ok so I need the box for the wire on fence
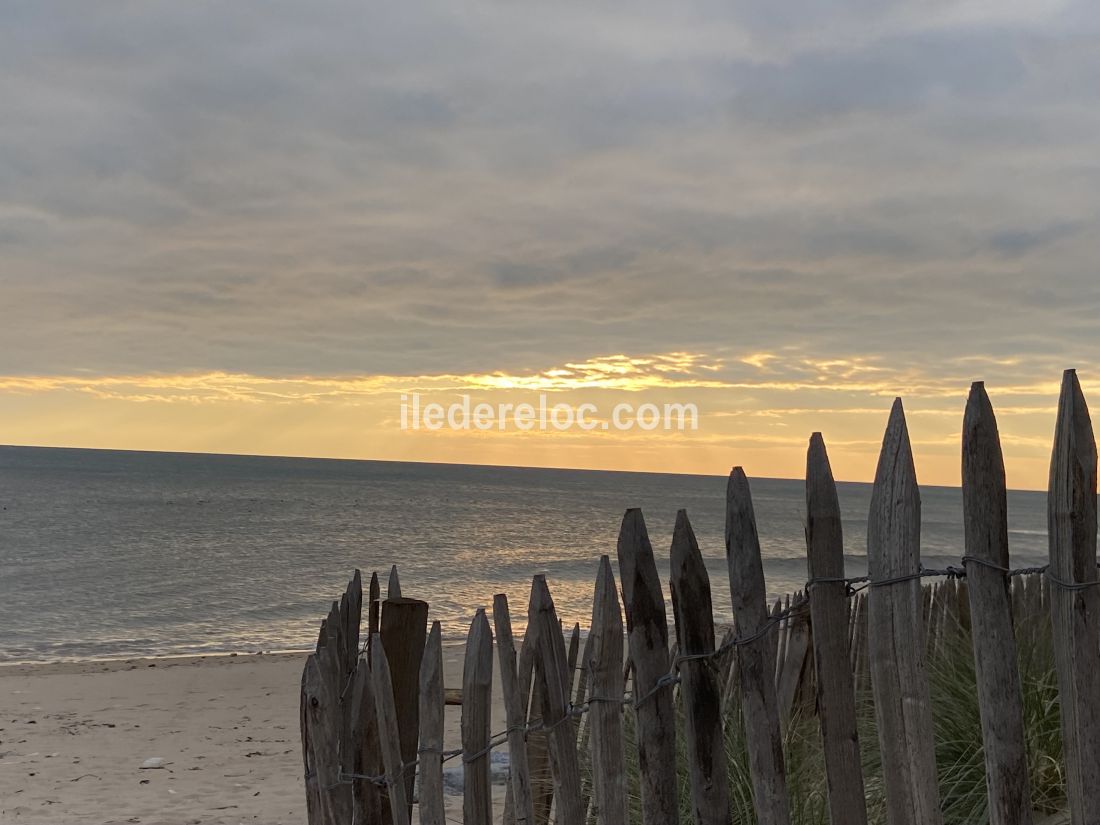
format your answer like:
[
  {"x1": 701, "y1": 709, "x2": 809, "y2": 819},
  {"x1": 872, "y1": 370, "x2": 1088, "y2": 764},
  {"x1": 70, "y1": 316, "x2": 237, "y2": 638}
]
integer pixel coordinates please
[{"x1": 327, "y1": 558, "x2": 1100, "y2": 790}]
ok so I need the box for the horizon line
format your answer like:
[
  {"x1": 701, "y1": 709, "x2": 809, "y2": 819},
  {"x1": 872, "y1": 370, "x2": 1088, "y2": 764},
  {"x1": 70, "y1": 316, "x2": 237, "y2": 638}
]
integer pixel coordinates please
[{"x1": 0, "y1": 441, "x2": 1047, "y2": 494}]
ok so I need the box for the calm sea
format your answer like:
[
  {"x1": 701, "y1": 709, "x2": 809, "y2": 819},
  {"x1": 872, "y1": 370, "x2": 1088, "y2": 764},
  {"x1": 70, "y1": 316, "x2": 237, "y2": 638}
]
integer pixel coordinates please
[{"x1": 0, "y1": 445, "x2": 1051, "y2": 663}]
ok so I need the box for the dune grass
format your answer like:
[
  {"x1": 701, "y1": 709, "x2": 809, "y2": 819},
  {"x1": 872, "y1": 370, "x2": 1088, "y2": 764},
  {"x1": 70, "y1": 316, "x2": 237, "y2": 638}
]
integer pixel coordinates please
[{"x1": 601, "y1": 597, "x2": 1066, "y2": 825}]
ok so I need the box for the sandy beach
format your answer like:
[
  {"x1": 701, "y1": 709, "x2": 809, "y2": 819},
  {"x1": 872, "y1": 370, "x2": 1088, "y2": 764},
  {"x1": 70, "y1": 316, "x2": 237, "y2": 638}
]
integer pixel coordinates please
[{"x1": 1, "y1": 647, "x2": 505, "y2": 825}]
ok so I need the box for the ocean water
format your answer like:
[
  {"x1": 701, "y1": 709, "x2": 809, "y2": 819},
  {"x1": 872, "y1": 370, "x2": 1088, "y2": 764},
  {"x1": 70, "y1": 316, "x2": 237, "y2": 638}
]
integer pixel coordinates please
[{"x1": 0, "y1": 445, "x2": 1051, "y2": 663}]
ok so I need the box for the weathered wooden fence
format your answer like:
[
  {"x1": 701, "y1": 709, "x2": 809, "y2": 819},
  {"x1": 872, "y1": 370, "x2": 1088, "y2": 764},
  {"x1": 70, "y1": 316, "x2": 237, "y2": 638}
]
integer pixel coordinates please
[{"x1": 301, "y1": 370, "x2": 1099, "y2": 825}]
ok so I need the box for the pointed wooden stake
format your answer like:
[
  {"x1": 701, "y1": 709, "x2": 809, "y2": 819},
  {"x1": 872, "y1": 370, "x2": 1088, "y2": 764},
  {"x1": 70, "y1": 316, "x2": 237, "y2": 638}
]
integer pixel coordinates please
[
  {"x1": 867, "y1": 399, "x2": 942, "y2": 825},
  {"x1": 670, "y1": 509, "x2": 731, "y2": 825},
  {"x1": 726, "y1": 469, "x2": 791, "y2": 825},
  {"x1": 961, "y1": 382, "x2": 1033, "y2": 825},
  {"x1": 528, "y1": 576, "x2": 585, "y2": 825},
  {"x1": 418, "y1": 622, "x2": 445, "y2": 825},
  {"x1": 1047, "y1": 370, "x2": 1100, "y2": 823},
  {"x1": 806, "y1": 434, "x2": 867, "y2": 825},
  {"x1": 462, "y1": 609, "x2": 494, "y2": 825},
  {"x1": 493, "y1": 595, "x2": 535, "y2": 825},
  {"x1": 588, "y1": 556, "x2": 627, "y2": 825},
  {"x1": 371, "y1": 636, "x2": 411, "y2": 825},
  {"x1": 617, "y1": 508, "x2": 680, "y2": 825}
]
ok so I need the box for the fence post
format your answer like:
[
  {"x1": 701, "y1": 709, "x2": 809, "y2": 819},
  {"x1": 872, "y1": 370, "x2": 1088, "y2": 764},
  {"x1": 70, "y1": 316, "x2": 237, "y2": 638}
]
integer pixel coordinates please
[
  {"x1": 462, "y1": 609, "x2": 494, "y2": 825},
  {"x1": 528, "y1": 576, "x2": 586, "y2": 825},
  {"x1": 493, "y1": 594, "x2": 535, "y2": 825},
  {"x1": 380, "y1": 597, "x2": 428, "y2": 817},
  {"x1": 301, "y1": 662, "x2": 323, "y2": 825},
  {"x1": 960, "y1": 382, "x2": 1034, "y2": 825},
  {"x1": 347, "y1": 657, "x2": 383, "y2": 825},
  {"x1": 526, "y1": 656, "x2": 554, "y2": 825},
  {"x1": 508, "y1": 613, "x2": 544, "y2": 825},
  {"x1": 867, "y1": 399, "x2": 942, "y2": 825},
  {"x1": 669, "y1": 509, "x2": 732, "y2": 825},
  {"x1": 725, "y1": 468, "x2": 791, "y2": 825},
  {"x1": 370, "y1": 633, "x2": 411, "y2": 825},
  {"x1": 1047, "y1": 369, "x2": 1100, "y2": 824},
  {"x1": 589, "y1": 555, "x2": 627, "y2": 825},
  {"x1": 617, "y1": 508, "x2": 680, "y2": 825},
  {"x1": 806, "y1": 434, "x2": 868, "y2": 825},
  {"x1": 418, "y1": 621, "x2": 446, "y2": 825}
]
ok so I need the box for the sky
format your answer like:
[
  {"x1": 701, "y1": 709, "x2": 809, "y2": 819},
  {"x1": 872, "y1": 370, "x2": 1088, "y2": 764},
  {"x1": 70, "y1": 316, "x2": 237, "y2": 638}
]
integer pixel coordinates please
[{"x1": 2, "y1": 1, "x2": 1099, "y2": 489}]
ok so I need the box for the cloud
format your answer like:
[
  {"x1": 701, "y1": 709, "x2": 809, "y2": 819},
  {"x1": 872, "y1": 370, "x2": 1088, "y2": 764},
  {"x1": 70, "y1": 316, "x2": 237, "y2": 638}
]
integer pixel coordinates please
[{"x1": 0, "y1": 0, "x2": 1098, "y2": 396}]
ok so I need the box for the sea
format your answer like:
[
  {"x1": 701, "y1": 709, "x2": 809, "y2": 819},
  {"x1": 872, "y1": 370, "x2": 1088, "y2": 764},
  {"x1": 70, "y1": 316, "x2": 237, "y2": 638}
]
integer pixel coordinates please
[{"x1": 0, "y1": 445, "x2": 1052, "y2": 663}]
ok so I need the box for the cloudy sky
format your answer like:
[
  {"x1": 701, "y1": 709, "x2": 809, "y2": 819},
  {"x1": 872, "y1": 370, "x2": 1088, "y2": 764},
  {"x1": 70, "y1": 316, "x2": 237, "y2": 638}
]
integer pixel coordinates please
[{"x1": 2, "y1": 0, "x2": 1098, "y2": 488}]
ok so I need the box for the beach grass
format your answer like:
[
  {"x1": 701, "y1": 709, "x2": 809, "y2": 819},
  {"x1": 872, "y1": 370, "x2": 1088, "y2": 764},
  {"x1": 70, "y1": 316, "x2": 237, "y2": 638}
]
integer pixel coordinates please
[{"x1": 597, "y1": 607, "x2": 1067, "y2": 825}]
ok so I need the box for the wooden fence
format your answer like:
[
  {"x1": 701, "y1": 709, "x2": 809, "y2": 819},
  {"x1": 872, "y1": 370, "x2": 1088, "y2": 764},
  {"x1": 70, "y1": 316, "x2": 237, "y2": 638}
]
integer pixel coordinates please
[{"x1": 301, "y1": 370, "x2": 1099, "y2": 825}]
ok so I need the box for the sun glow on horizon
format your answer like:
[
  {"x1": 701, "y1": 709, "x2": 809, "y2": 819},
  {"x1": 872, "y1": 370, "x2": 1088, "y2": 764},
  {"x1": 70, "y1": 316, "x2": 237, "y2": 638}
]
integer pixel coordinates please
[{"x1": 0, "y1": 349, "x2": 1083, "y2": 491}]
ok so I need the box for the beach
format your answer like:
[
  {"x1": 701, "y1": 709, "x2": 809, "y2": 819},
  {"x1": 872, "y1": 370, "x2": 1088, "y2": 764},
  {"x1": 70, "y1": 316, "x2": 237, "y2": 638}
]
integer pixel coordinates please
[{"x1": 0, "y1": 648, "x2": 504, "y2": 825}]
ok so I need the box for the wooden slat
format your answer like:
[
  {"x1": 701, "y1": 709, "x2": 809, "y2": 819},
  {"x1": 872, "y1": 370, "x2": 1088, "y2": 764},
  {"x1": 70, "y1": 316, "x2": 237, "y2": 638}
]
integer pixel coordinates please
[
  {"x1": 303, "y1": 653, "x2": 351, "y2": 825},
  {"x1": 929, "y1": 580, "x2": 948, "y2": 657},
  {"x1": 726, "y1": 468, "x2": 791, "y2": 825},
  {"x1": 418, "y1": 622, "x2": 446, "y2": 825},
  {"x1": 388, "y1": 564, "x2": 402, "y2": 599},
  {"x1": 338, "y1": 575, "x2": 371, "y2": 823},
  {"x1": 528, "y1": 576, "x2": 586, "y2": 825},
  {"x1": 774, "y1": 596, "x2": 790, "y2": 688},
  {"x1": 961, "y1": 382, "x2": 1034, "y2": 825},
  {"x1": 1047, "y1": 369, "x2": 1100, "y2": 823},
  {"x1": 573, "y1": 629, "x2": 594, "y2": 738},
  {"x1": 345, "y1": 570, "x2": 363, "y2": 662},
  {"x1": 380, "y1": 597, "x2": 429, "y2": 817},
  {"x1": 867, "y1": 399, "x2": 942, "y2": 825},
  {"x1": 300, "y1": 663, "x2": 323, "y2": 825},
  {"x1": 775, "y1": 597, "x2": 810, "y2": 725},
  {"x1": 508, "y1": 620, "x2": 544, "y2": 825},
  {"x1": 616, "y1": 508, "x2": 680, "y2": 825},
  {"x1": 493, "y1": 594, "x2": 535, "y2": 825},
  {"x1": 526, "y1": 665, "x2": 554, "y2": 825},
  {"x1": 574, "y1": 626, "x2": 596, "y2": 817},
  {"x1": 367, "y1": 571, "x2": 381, "y2": 665},
  {"x1": 463, "y1": 608, "x2": 494, "y2": 825},
  {"x1": 806, "y1": 433, "x2": 868, "y2": 825},
  {"x1": 348, "y1": 658, "x2": 383, "y2": 825},
  {"x1": 567, "y1": 623, "x2": 581, "y2": 693},
  {"x1": 669, "y1": 509, "x2": 731, "y2": 825},
  {"x1": 565, "y1": 622, "x2": 581, "y2": 736},
  {"x1": 851, "y1": 592, "x2": 868, "y2": 695},
  {"x1": 370, "y1": 634, "x2": 411, "y2": 825},
  {"x1": 588, "y1": 555, "x2": 627, "y2": 825}
]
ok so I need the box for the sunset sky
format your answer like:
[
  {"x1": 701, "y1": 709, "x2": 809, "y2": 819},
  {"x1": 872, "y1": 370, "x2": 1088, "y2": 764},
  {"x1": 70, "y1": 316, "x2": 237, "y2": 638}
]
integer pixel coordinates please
[{"x1": 2, "y1": 1, "x2": 1099, "y2": 490}]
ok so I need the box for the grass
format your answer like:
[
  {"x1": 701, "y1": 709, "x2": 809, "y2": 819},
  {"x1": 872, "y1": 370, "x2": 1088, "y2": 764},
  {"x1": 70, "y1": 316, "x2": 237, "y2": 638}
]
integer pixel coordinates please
[{"x1": 599, "y1": 585, "x2": 1067, "y2": 825}]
